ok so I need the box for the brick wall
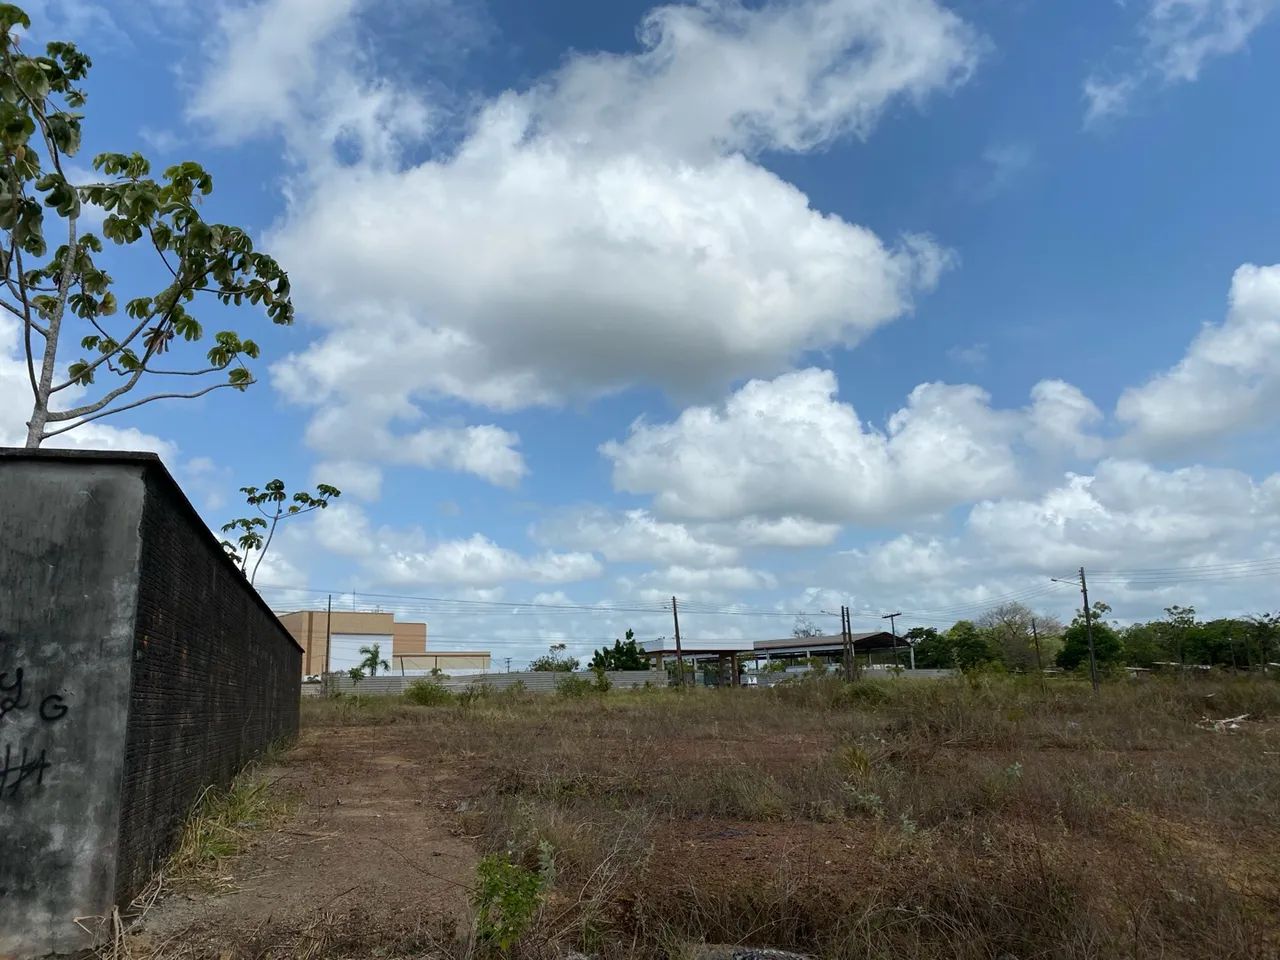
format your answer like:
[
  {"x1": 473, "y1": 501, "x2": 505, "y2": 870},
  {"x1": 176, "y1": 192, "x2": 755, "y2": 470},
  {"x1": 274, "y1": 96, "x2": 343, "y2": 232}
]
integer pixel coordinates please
[{"x1": 112, "y1": 466, "x2": 301, "y2": 903}]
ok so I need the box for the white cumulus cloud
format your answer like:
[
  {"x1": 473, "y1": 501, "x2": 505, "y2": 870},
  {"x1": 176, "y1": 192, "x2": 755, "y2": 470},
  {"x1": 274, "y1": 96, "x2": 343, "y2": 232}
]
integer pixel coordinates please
[
  {"x1": 177, "y1": 0, "x2": 988, "y2": 479},
  {"x1": 375, "y1": 534, "x2": 602, "y2": 588},
  {"x1": 602, "y1": 367, "x2": 1095, "y2": 524},
  {"x1": 1117, "y1": 263, "x2": 1280, "y2": 452}
]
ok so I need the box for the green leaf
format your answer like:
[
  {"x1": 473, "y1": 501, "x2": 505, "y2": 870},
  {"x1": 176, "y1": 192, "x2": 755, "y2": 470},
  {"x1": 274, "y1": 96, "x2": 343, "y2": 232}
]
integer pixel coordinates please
[
  {"x1": 0, "y1": 5, "x2": 33, "y2": 30},
  {"x1": 66, "y1": 360, "x2": 93, "y2": 385},
  {"x1": 125, "y1": 296, "x2": 153, "y2": 319}
]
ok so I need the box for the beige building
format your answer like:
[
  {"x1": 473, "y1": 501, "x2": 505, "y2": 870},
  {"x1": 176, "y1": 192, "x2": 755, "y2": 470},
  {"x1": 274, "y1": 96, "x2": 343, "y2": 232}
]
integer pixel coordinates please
[{"x1": 277, "y1": 609, "x2": 490, "y2": 677}]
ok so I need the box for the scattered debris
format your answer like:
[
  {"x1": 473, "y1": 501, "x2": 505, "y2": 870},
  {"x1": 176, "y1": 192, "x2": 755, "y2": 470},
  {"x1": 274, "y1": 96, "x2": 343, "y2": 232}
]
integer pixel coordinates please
[{"x1": 1197, "y1": 713, "x2": 1250, "y2": 732}]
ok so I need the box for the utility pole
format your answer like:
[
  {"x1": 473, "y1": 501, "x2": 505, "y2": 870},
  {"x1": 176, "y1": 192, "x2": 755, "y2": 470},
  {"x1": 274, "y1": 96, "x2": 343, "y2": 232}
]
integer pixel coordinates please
[
  {"x1": 1051, "y1": 570, "x2": 1100, "y2": 693},
  {"x1": 1079, "y1": 567, "x2": 1099, "y2": 694},
  {"x1": 1031, "y1": 618, "x2": 1045, "y2": 695},
  {"x1": 882, "y1": 612, "x2": 902, "y2": 669},
  {"x1": 672, "y1": 596, "x2": 685, "y2": 688},
  {"x1": 504, "y1": 656, "x2": 512, "y2": 673},
  {"x1": 841, "y1": 606, "x2": 852, "y2": 681},
  {"x1": 324, "y1": 593, "x2": 334, "y2": 690}
]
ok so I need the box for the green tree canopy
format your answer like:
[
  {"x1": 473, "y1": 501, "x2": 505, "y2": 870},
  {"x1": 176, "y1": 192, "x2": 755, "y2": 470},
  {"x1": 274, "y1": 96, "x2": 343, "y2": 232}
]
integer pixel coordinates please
[
  {"x1": 947, "y1": 620, "x2": 998, "y2": 670},
  {"x1": 0, "y1": 4, "x2": 294, "y2": 447},
  {"x1": 589, "y1": 629, "x2": 648, "y2": 671},
  {"x1": 1056, "y1": 605, "x2": 1124, "y2": 672},
  {"x1": 905, "y1": 626, "x2": 950, "y2": 668}
]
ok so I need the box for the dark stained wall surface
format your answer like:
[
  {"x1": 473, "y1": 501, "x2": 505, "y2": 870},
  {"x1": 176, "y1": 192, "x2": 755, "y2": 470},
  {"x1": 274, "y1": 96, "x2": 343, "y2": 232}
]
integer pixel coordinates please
[
  {"x1": 0, "y1": 460, "x2": 145, "y2": 958},
  {"x1": 0, "y1": 449, "x2": 301, "y2": 958},
  {"x1": 114, "y1": 466, "x2": 301, "y2": 902}
]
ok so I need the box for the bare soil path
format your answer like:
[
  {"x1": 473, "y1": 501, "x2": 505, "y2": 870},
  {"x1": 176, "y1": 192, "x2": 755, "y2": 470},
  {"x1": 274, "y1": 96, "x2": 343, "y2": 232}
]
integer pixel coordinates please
[{"x1": 135, "y1": 725, "x2": 479, "y2": 957}]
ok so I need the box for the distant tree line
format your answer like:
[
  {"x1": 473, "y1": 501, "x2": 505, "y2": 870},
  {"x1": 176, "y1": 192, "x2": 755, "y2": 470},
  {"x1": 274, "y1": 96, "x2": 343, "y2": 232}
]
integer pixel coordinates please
[{"x1": 904, "y1": 602, "x2": 1280, "y2": 674}]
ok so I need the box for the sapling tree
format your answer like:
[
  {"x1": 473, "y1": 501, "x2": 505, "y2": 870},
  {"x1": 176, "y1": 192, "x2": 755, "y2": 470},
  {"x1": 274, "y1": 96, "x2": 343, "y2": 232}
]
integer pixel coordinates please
[
  {"x1": 0, "y1": 4, "x2": 293, "y2": 448},
  {"x1": 221, "y1": 479, "x2": 340, "y2": 584}
]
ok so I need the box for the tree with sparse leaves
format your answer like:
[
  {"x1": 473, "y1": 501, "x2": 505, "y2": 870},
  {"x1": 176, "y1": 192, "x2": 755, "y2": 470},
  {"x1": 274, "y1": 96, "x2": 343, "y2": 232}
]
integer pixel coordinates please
[
  {"x1": 792, "y1": 615, "x2": 824, "y2": 639},
  {"x1": 530, "y1": 642, "x2": 579, "y2": 672},
  {"x1": 221, "y1": 479, "x2": 340, "y2": 584},
  {"x1": 0, "y1": 4, "x2": 293, "y2": 448}
]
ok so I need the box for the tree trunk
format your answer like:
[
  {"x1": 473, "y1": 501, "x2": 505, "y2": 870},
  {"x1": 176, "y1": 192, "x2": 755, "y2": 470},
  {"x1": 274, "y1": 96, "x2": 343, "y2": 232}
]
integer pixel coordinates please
[{"x1": 24, "y1": 407, "x2": 45, "y2": 448}]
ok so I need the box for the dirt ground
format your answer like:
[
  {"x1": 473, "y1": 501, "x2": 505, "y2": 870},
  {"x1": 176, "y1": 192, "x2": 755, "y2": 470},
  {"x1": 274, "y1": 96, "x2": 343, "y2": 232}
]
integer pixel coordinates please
[
  {"x1": 128, "y1": 680, "x2": 1280, "y2": 960},
  {"x1": 135, "y1": 726, "x2": 481, "y2": 956}
]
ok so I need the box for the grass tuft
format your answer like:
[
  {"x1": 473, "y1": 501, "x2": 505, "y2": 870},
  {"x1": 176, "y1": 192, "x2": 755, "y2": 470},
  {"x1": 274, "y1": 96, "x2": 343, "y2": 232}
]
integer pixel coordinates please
[{"x1": 166, "y1": 761, "x2": 293, "y2": 888}]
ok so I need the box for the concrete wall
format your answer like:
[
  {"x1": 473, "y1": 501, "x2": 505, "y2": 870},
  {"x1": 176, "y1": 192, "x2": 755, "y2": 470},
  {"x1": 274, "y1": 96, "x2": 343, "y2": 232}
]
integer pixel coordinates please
[
  {"x1": 0, "y1": 459, "x2": 146, "y2": 959},
  {"x1": 0, "y1": 450, "x2": 301, "y2": 958},
  {"x1": 328, "y1": 669, "x2": 669, "y2": 696}
]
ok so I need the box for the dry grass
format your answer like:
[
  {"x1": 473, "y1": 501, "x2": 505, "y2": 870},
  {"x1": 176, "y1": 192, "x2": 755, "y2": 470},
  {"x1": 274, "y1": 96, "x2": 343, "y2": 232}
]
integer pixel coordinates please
[
  {"x1": 166, "y1": 757, "x2": 295, "y2": 889},
  {"x1": 297, "y1": 675, "x2": 1280, "y2": 958}
]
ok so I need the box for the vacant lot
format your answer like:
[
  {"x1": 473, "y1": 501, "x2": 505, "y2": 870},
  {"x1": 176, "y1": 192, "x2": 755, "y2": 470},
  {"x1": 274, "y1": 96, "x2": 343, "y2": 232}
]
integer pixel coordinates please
[{"x1": 135, "y1": 676, "x2": 1280, "y2": 959}]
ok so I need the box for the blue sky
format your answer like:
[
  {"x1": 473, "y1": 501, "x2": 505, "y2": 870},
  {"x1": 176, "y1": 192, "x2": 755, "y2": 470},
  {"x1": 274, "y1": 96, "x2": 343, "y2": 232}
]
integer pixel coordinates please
[{"x1": 5, "y1": 0, "x2": 1280, "y2": 664}]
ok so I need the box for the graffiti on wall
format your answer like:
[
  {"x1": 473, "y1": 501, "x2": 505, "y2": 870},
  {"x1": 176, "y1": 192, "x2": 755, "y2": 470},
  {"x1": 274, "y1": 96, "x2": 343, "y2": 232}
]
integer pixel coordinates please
[{"x1": 0, "y1": 667, "x2": 69, "y2": 799}]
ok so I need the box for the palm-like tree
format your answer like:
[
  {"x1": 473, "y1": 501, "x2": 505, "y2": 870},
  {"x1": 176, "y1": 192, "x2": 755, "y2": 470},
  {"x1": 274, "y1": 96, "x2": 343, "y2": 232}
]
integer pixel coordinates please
[{"x1": 358, "y1": 643, "x2": 390, "y2": 677}]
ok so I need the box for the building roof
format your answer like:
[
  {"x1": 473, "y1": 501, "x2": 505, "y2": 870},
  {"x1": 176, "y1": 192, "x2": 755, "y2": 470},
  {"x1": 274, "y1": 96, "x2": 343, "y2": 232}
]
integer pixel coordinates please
[{"x1": 754, "y1": 631, "x2": 899, "y2": 653}]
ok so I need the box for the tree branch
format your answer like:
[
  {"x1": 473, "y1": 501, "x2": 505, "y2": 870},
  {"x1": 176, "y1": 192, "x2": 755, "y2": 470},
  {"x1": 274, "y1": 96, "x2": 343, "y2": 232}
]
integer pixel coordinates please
[
  {"x1": 48, "y1": 264, "x2": 209, "y2": 395},
  {"x1": 46, "y1": 312, "x2": 151, "y2": 393},
  {"x1": 148, "y1": 225, "x2": 177, "y2": 277},
  {"x1": 40, "y1": 381, "x2": 243, "y2": 438},
  {"x1": 4, "y1": 164, "x2": 41, "y2": 401},
  {"x1": 139, "y1": 364, "x2": 227, "y2": 376},
  {"x1": 0, "y1": 294, "x2": 42, "y2": 331},
  {"x1": 250, "y1": 505, "x2": 284, "y2": 585},
  {"x1": 34, "y1": 212, "x2": 81, "y2": 404}
]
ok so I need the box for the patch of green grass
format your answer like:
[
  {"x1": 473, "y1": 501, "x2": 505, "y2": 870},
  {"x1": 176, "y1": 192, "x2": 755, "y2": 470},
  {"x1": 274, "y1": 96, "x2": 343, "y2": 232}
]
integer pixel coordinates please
[{"x1": 167, "y1": 761, "x2": 293, "y2": 886}]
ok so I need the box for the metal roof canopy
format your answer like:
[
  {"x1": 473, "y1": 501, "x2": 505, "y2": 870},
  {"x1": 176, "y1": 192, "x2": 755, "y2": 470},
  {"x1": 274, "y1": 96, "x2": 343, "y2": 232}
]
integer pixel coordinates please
[
  {"x1": 643, "y1": 645, "x2": 754, "y2": 658},
  {"x1": 754, "y1": 631, "x2": 899, "y2": 654}
]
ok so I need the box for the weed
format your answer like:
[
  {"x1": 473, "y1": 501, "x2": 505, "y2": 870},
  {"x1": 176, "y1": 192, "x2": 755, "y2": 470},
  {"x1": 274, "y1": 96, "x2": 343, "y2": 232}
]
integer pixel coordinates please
[
  {"x1": 167, "y1": 763, "x2": 292, "y2": 887},
  {"x1": 404, "y1": 679, "x2": 455, "y2": 706},
  {"x1": 472, "y1": 854, "x2": 545, "y2": 954}
]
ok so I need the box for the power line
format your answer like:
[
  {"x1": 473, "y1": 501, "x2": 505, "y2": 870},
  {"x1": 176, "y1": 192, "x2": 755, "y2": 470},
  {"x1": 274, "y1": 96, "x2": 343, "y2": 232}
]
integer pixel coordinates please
[
  {"x1": 259, "y1": 549, "x2": 1280, "y2": 647},
  {"x1": 1083, "y1": 566, "x2": 1280, "y2": 585},
  {"x1": 1086, "y1": 556, "x2": 1280, "y2": 575},
  {"x1": 257, "y1": 582, "x2": 671, "y2": 615}
]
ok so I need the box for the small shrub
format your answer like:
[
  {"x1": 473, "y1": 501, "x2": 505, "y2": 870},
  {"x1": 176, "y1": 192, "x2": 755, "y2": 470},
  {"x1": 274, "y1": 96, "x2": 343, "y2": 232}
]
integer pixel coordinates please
[
  {"x1": 557, "y1": 674, "x2": 597, "y2": 699},
  {"x1": 473, "y1": 854, "x2": 545, "y2": 953},
  {"x1": 404, "y1": 680, "x2": 454, "y2": 706}
]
